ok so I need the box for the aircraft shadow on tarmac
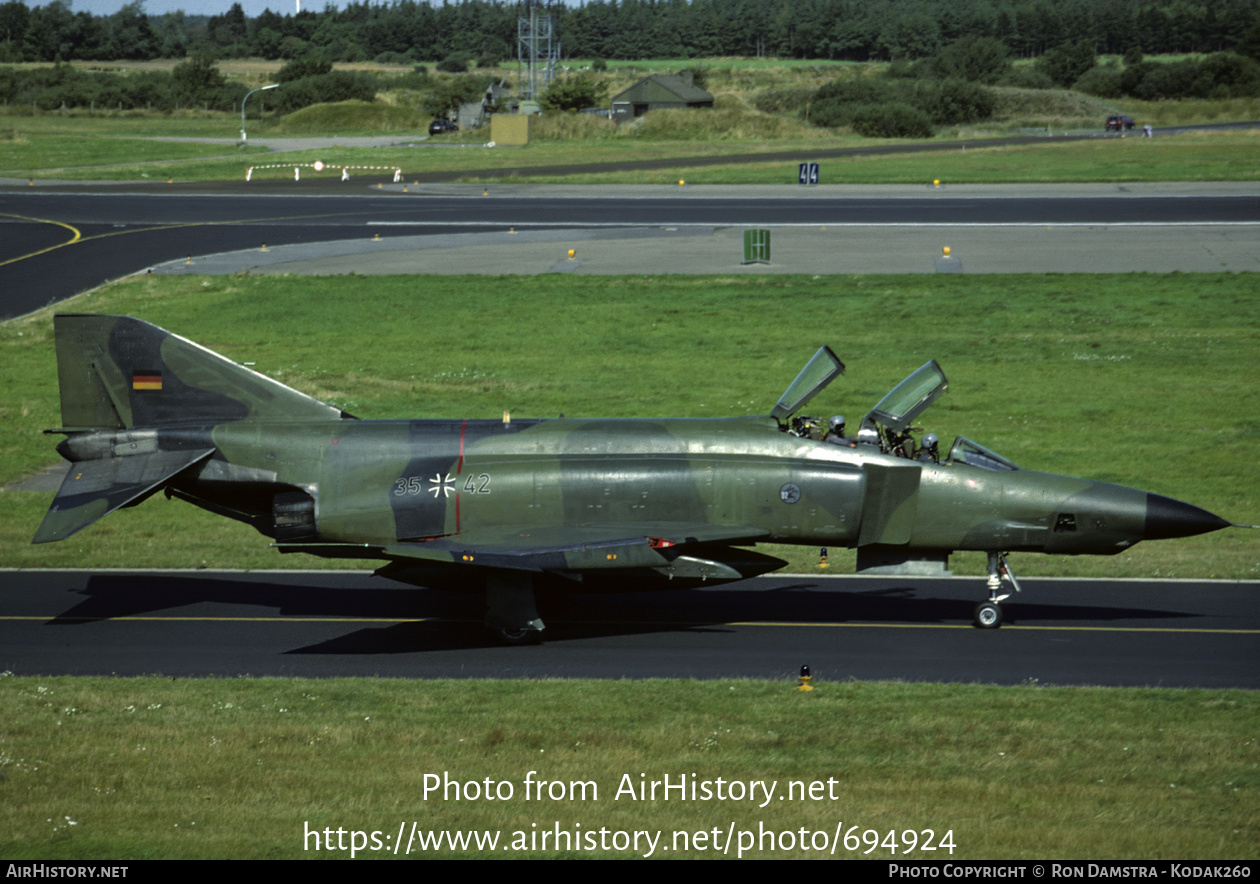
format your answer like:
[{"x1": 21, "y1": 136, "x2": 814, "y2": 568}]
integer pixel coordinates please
[{"x1": 46, "y1": 574, "x2": 1199, "y2": 653}]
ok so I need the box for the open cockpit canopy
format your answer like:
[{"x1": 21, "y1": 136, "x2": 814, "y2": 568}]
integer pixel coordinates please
[
  {"x1": 863, "y1": 360, "x2": 948, "y2": 433},
  {"x1": 771, "y1": 345, "x2": 845, "y2": 424},
  {"x1": 773, "y1": 351, "x2": 1019, "y2": 469}
]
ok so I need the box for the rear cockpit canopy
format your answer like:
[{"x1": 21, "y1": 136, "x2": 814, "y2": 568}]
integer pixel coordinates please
[
  {"x1": 771, "y1": 346, "x2": 845, "y2": 425},
  {"x1": 862, "y1": 359, "x2": 948, "y2": 433}
]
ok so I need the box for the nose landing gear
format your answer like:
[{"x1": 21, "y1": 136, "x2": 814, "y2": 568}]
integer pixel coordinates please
[{"x1": 974, "y1": 551, "x2": 1022, "y2": 629}]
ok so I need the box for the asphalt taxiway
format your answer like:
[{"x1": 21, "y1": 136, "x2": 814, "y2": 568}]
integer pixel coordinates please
[
  {"x1": 2, "y1": 181, "x2": 1258, "y2": 319},
  {"x1": 2, "y1": 570, "x2": 1255, "y2": 686}
]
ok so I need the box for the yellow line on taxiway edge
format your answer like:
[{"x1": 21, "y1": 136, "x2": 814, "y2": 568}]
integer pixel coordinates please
[{"x1": 0, "y1": 213, "x2": 81, "y2": 266}]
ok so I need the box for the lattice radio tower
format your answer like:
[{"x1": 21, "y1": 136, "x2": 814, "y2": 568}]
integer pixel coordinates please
[{"x1": 517, "y1": 0, "x2": 560, "y2": 102}]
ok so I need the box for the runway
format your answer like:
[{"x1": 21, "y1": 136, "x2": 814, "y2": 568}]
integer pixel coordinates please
[
  {"x1": 1, "y1": 182, "x2": 1258, "y2": 319},
  {"x1": 2, "y1": 570, "x2": 1255, "y2": 686}
]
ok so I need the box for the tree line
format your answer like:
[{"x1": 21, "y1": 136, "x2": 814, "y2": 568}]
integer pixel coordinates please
[
  {"x1": 3, "y1": 36, "x2": 1257, "y2": 137},
  {"x1": 0, "y1": 53, "x2": 491, "y2": 115},
  {"x1": 0, "y1": 0, "x2": 1257, "y2": 65}
]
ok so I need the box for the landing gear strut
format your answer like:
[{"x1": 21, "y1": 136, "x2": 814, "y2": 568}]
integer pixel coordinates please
[
  {"x1": 485, "y1": 573, "x2": 545, "y2": 644},
  {"x1": 974, "y1": 551, "x2": 1022, "y2": 629}
]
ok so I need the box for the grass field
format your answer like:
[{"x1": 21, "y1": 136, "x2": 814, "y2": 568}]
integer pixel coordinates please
[
  {"x1": 450, "y1": 130, "x2": 1260, "y2": 185},
  {"x1": 2, "y1": 272, "x2": 1256, "y2": 579},
  {"x1": 3, "y1": 124, "x2": 1258, "y2": 184},
  {"x1": 0, "y1": 132, "x2": 267, "y2": 175},
  {"x1": 0, "y1": 677, "x2": 1255, "y2": 859}
]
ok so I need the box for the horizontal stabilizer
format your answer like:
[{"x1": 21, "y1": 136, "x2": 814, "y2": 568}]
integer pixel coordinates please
[{"x1": 33, "y1": 448, "x2": 214, "y2": 543}]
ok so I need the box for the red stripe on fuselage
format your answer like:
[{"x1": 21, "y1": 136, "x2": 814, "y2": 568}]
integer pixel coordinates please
[{"x1": 457, "y1": 418, "x2": 466, "y2": 474}]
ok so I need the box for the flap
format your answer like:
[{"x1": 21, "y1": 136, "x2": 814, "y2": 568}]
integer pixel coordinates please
[{"x1": 377, "y1": 523, "x2": 771, "y2": 573}]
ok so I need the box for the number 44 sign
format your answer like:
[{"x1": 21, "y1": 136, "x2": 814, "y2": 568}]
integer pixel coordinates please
[{"x1": 798, "y1": 162, "x2": 819, "y2": 185}]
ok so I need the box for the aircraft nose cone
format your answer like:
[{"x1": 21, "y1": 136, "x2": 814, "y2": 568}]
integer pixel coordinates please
[{"x1": 1145, "y1": 493, "x2": 1231, "y2": 540}]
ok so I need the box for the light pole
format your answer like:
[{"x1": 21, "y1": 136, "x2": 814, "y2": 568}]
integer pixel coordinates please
[{"x1": 241, "y1": 84, "x2": 279, "y2": 143}]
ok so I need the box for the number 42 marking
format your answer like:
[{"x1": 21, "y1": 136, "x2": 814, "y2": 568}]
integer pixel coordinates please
[{"x1": 394, "y1": 473, "x2": 491, "y2": 496}]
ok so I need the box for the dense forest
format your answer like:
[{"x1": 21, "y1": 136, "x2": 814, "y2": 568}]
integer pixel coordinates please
[{"x1": 0, "y1": 0, "x2": 1257, "y2": 65}]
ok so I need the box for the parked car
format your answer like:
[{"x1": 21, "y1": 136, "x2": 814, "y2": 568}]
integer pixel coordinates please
[
  {"x1": 428, "y1": 119, "x2": 459, "y2": 136},
  {"x1": 1105, "y1": 114, "x2": 1136, "y2": 132}
]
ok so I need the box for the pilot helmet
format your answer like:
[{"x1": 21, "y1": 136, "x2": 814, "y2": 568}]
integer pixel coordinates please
[
  {"x1": 856, "y1": 425, "x2": 880, "y2": 446},
  {"x1": 923, "y1": 432, "x2": 939, "y2": 450},
  {"x1": 828, "y1": 415, "x2": 846, "y2": 433}
]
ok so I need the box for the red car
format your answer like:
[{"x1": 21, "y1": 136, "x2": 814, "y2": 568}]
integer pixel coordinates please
[{"x1": 1105, "y1": 114, "x2": 1136, "y2": 132}]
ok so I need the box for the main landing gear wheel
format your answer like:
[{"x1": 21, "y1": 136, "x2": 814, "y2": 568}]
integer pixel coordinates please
[
  {"x1": 494, "y1": 626, "x2": 542, "y2": 646},
  {"x1": 974, "y1": 601, "x2": 1003, "y2": 629},
  {"x1": 485, "y1": 573, "x2": 546, "y2": 645}
]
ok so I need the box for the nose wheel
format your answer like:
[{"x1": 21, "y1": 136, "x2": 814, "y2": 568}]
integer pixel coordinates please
[
  {"x1": 974, "y1": 600, "x2": 1003, "y2": 628},
  {"x1": 975, "y1": 552, "x2": 1021, "y2": 629}
]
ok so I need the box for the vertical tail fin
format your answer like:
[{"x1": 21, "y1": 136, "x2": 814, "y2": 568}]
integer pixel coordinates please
[
  {"x1": 53, "y1": 314, "x2": 348, "y2": 429},
  {"x1": 35, "y1": 315, "x2": 350, "y2": 544}
]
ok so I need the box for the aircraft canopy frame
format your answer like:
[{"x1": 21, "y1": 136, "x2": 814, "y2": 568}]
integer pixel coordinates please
[
  {"x1": 771, "y1": 346, "x2": 845, "y2": 423},
  {"x1": 947, "y1": 436, "x2": 1020, "y2": 471},
  {"x1": 865, "y1": 360, "x2": 948, "y2": 432}
]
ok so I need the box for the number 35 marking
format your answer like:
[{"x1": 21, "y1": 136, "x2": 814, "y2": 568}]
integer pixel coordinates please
[{"x1": 394, "y1": 474, "x2": 491, "y2": 495}]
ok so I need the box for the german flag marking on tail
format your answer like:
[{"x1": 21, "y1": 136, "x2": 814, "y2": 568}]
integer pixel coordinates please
[{"x1": 132, "y1": 371, "x2": 162, "y2": 391}]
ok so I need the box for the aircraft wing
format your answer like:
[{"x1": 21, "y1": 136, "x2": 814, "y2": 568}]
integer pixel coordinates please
[
  {"x1": 279, "y1": 523, "x2": 779, "y2": 582},
  {"x1": 33, "y1": 448, "x2": 216, "y2": 544}
]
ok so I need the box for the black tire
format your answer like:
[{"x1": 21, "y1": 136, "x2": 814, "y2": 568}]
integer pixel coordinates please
[
  {"x1": 974, "y1": 601, "x2": 1003, "y2": 629},
  {"x1": 494, "y1": 626, "x2": 542, "y2": 645}
]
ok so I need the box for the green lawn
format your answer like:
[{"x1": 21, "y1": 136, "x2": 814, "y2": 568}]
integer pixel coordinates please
[
  {"x1": 3, "y1": 108, "x2": 1258, "y2": 183},
  {"x1": 0, "y1": 678, "x2": 1254, "y2": 859},
  {"x1": 0, "y1": 133, "x2": 267, "y2": 175},
  {"x1": 504, "y1": 132, "x2": 1260, "y2": 185}
]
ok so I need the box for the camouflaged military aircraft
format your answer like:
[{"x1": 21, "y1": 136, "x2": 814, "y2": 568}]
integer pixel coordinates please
[{"x1": 35, "y1": 314, "x2": 1237, "y2": 642}]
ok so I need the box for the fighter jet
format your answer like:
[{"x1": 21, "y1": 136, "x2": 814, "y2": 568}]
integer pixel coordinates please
[{"x1": 33, "y1": 315, "x2": 1238, "y2": 641}]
